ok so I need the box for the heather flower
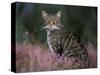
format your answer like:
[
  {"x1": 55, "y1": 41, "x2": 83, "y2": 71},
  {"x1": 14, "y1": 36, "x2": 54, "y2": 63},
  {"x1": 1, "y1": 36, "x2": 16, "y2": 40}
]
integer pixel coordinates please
[{"x1": 16, "y1": 43, "x2": 97, "y2": 72}]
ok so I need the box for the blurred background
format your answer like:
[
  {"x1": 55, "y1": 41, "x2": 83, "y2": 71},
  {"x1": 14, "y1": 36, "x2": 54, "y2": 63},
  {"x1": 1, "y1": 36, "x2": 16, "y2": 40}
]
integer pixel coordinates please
[{"x1": 15, "y1": 2, "x2": 97, "y2": 47}]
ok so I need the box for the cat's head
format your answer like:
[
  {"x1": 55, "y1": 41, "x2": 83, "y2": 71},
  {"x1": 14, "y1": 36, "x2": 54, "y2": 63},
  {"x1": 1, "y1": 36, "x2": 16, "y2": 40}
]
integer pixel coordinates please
[{"x1": 42, "y1": 10, "x2": 63, "y2": 32}]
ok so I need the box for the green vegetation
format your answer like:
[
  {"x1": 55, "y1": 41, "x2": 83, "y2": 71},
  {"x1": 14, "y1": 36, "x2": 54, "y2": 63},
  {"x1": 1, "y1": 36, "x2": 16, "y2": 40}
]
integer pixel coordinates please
[{"x1": 16, "y1": 2, "x2": 97, "y2": 46}]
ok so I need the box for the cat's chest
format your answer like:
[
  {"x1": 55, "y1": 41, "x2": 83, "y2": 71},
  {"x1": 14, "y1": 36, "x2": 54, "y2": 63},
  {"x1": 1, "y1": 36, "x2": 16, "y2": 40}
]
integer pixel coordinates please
[
  {"x1": 47, "y1": 31, "x2": 61, "y2": 52},
  {"x1": 47, "y1": 31, "x2": 61, "y2": 44},
  {"x1": 47, "y1": 35, "x2": 54, "y2": 53}
]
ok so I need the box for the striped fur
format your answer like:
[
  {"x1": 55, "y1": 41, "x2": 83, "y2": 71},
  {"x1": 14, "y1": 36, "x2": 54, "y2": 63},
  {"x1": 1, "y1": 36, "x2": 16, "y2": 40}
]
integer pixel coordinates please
[{"x1": 42, "y1": 10, "x2": 89, "y2": 68}]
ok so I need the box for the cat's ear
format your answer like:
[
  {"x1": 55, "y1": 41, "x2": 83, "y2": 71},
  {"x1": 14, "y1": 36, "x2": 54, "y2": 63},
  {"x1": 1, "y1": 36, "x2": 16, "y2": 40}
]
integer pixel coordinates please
[
  {"x1": 42, "y1": 10, "x2": 48, "y2": 18},
  {"x1": 56, "y1": 11, "x2": 61, "y2": 18}
]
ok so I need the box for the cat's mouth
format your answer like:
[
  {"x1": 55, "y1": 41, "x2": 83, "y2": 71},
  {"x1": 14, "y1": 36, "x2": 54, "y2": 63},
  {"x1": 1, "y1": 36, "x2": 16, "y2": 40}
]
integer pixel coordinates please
[{"x1": 42, "y1": 25, "x2": 60, "y2": 31}]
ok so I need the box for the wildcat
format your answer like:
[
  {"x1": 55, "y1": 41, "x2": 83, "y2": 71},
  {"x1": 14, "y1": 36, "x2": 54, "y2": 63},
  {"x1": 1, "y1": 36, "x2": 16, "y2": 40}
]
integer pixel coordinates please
[{"x1": 41, "y1": 10, "x2": 89, "y2": 68}]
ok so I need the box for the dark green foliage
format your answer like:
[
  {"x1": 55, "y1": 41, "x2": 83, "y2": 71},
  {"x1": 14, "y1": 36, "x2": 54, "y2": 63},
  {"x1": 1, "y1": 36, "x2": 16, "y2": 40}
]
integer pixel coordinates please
[
  {"x1": 16, "y1": 2, "x2": 97, "y2": 46},
  {"x1": 16, "y1": 21, "x2": 25, "y2": 43}
]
